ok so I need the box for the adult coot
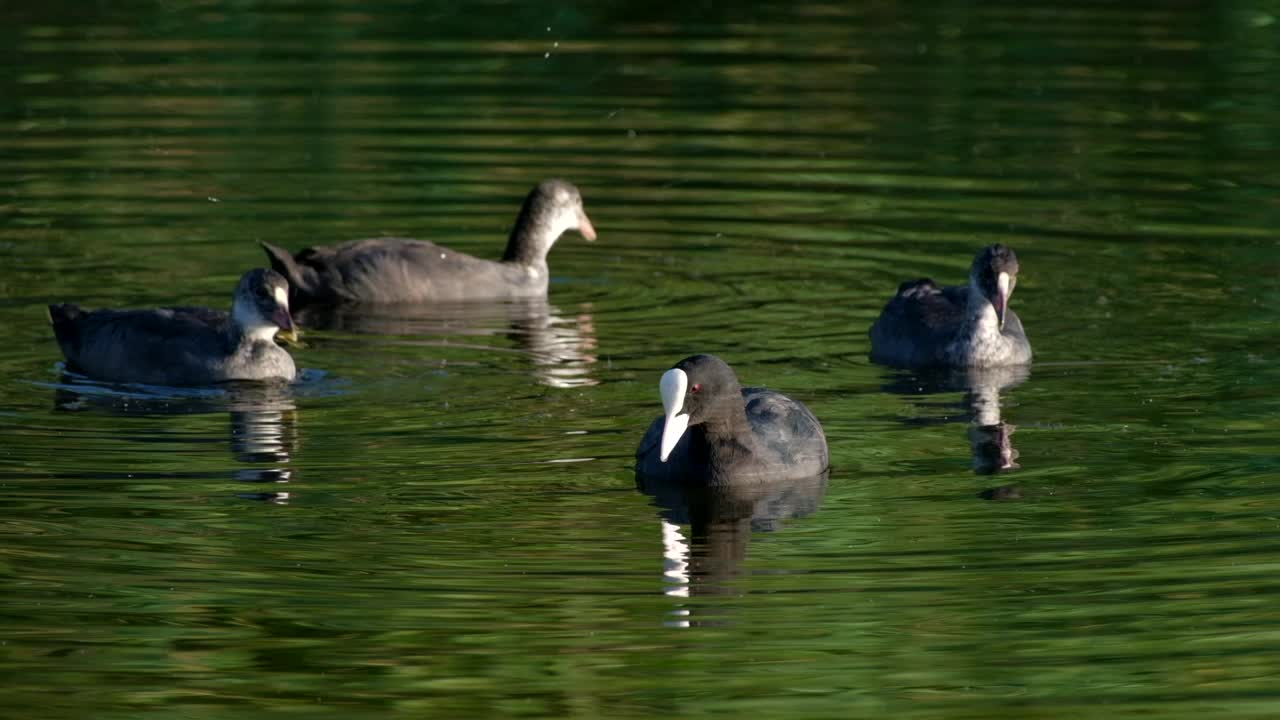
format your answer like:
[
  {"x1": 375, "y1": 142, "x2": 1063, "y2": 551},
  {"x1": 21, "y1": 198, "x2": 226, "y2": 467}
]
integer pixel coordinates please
[
  {"x1": 869, "y1": 244, "x2": 1032, "y2": 368},
  {"x1": 635, "y1": 354, "x2": 829, "y2": 484},
  {"x1": 49, "y1": 269, "x2": 298, "y2": 386},
  {"x1": 261, "y1": 179, "x2": 595, "y2": 305}
]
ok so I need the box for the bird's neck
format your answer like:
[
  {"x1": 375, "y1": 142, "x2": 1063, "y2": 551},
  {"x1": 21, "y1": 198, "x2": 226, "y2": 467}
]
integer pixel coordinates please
[
  {"x1": 501, "y1": 225, "x2": 555, "y2": 266},
  {"x1": 230, "y1": 325, "x2": 279, "y2": 346},
  {"x1": 230, "y1": 305, "x2": 279, "y2": 345},
  {"x1": 962, "y1": 286, "x2": 1005, "y2": 340},
  {"x1": 945, "y1": 286, "x2": 1021, "y2": 366}
]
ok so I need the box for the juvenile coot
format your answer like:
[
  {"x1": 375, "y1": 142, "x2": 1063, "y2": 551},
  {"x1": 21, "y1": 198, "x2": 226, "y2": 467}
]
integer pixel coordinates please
[
  {"x1": 261, "y1": 179, "x2": 595, "y2": 305},
  {"x1": 869, "y1": 244, "x2": 1032, "y2": 368},
  {"x1": 635, "y1": 354, "x2": 829, "y2": 484},
  {"x1": 49, "y1": 269, "x2": 298, "y2": 386}
]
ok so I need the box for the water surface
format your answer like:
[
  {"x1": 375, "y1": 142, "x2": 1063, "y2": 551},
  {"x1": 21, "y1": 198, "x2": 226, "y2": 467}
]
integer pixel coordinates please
[{"x1": 3, "y1": 1, "x2": 1280, "y2": 718}]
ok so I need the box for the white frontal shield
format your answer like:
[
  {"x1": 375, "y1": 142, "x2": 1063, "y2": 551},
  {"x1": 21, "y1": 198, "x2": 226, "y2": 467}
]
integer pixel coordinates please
[{"x1": 659, "y1": 368, "x2": 691, "y2": 462}]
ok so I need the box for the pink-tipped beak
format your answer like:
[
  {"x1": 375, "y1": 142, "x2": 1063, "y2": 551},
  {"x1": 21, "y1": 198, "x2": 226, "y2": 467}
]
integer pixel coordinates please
[{"x1": 577, "y1": 211, "x2": 597, "y2": 242}]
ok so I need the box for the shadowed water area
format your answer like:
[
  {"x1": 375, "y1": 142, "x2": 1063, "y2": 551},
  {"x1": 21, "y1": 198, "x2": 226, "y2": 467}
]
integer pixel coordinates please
[{"x1": 3, "y1": 1, "x2": 1280, "y2": 717}]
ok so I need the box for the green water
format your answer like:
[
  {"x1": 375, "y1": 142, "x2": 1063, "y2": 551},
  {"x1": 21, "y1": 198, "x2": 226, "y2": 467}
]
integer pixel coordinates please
[{"x1": 4, "y1": 1, "x2": 1280, "y2": 717}]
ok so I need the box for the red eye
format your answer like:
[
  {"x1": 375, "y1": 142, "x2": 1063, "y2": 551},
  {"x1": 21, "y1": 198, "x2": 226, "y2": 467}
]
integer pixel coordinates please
[{"x1": 690, "y1": 383, "x2": 702, "y2": 394}]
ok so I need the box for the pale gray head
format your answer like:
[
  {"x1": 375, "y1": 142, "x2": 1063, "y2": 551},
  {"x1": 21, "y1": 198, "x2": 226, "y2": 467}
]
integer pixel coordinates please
[
  {"x1": 503, "y1": 179, "x2": 596, "y2": 264},
  {"x1": 231, "y1": 269, "x2": 298, "y2": 343},
  {"x1": 968, "y1": 244, "x2": 1020, "y2": 330}
]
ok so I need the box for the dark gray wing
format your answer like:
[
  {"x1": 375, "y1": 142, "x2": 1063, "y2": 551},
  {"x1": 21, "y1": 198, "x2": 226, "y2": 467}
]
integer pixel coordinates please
[
  {"x1": 261, "y1": 242, "x2": 324, "y2": 303},
  {"x1": 868, "y1": 279, "x2": 966, "y2": 367},
  {"x1": 282, "y1": 238, "x2": 525, "y2": 303},
  {"x1": 50, "y1": 305, "x2": 232, "y2": 384},
  {"x1": 743, "y1": 388, "x2": 829, "y2": 478}
]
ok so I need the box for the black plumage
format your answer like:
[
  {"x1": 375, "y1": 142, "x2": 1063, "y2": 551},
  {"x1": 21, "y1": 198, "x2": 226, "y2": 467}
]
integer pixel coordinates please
[{"x1": 635, "y1": 354, "x2": 829, "y2": 485}]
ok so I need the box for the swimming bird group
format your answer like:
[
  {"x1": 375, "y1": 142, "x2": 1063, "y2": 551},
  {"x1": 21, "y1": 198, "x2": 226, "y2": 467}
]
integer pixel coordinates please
[{"x1": 48, "y1": 178, "x2": 1033, "y2": 485}]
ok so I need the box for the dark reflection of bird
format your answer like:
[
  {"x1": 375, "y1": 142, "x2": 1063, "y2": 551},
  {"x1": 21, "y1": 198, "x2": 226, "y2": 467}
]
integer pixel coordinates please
[
  {"x1": 870, "y1": 244, "x2": 1032, "y2": 368},
  {"x1": 637, "y1": 470, "x2": 829, "y2": 626},
  {"x1": 48, "y1": 269, "x2": 298, "y2": 386},
  {"x1": 51, "y1": 379, "x2": 299, "y2": 503},
  {"x1": 290, "y1": 297, "x2": 599, "y2": 388},
  {"x1": 879, "y1": 364, "x2": 1028, "y2": 484},
  {"x1": 964, "y1": 366, "x2": 1026, "y2": 476},
  {"x1": 262, "y1": 179, "x2": 596, "y2": 305},
  {"x1": 635, "y1": 354, "x2": 829, "y2": 485}
]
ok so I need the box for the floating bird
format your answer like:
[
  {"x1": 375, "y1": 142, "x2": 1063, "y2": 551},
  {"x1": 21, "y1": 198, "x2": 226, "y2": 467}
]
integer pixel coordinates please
[
  {"x1": 48, "y1": 269, "x2": 298, "y2": 385},
  {"x1": 261, "y1": 179, "x2": 595, "y2": 305},
  {"x1": 635, "y1": 354, "x2": 829, "y2": 484},
  {"x1": 869, "y1": 244, "x2": 1032, "y2": 368}
]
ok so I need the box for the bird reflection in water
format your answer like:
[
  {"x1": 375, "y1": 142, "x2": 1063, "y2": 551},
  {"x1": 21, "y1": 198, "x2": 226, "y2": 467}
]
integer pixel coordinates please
[
  {"x1": 881, "y1": 364, "x2": 1029, "y2": 495},
  {"x1": 637, "y1": 472, "x2": 828, "y2": 627},
  {"x1": 52, "y1": 376, "x2": 299, "y2": 504},
  {"x1": 225, "y1": 383, "x2": 298, "y2": 501},
  {"x1": 294, "y1": 297, "x2": 598, "y2": 388},
  {"x1": 965, "y1": 366, "x2": 1026, "y2": 476}
]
